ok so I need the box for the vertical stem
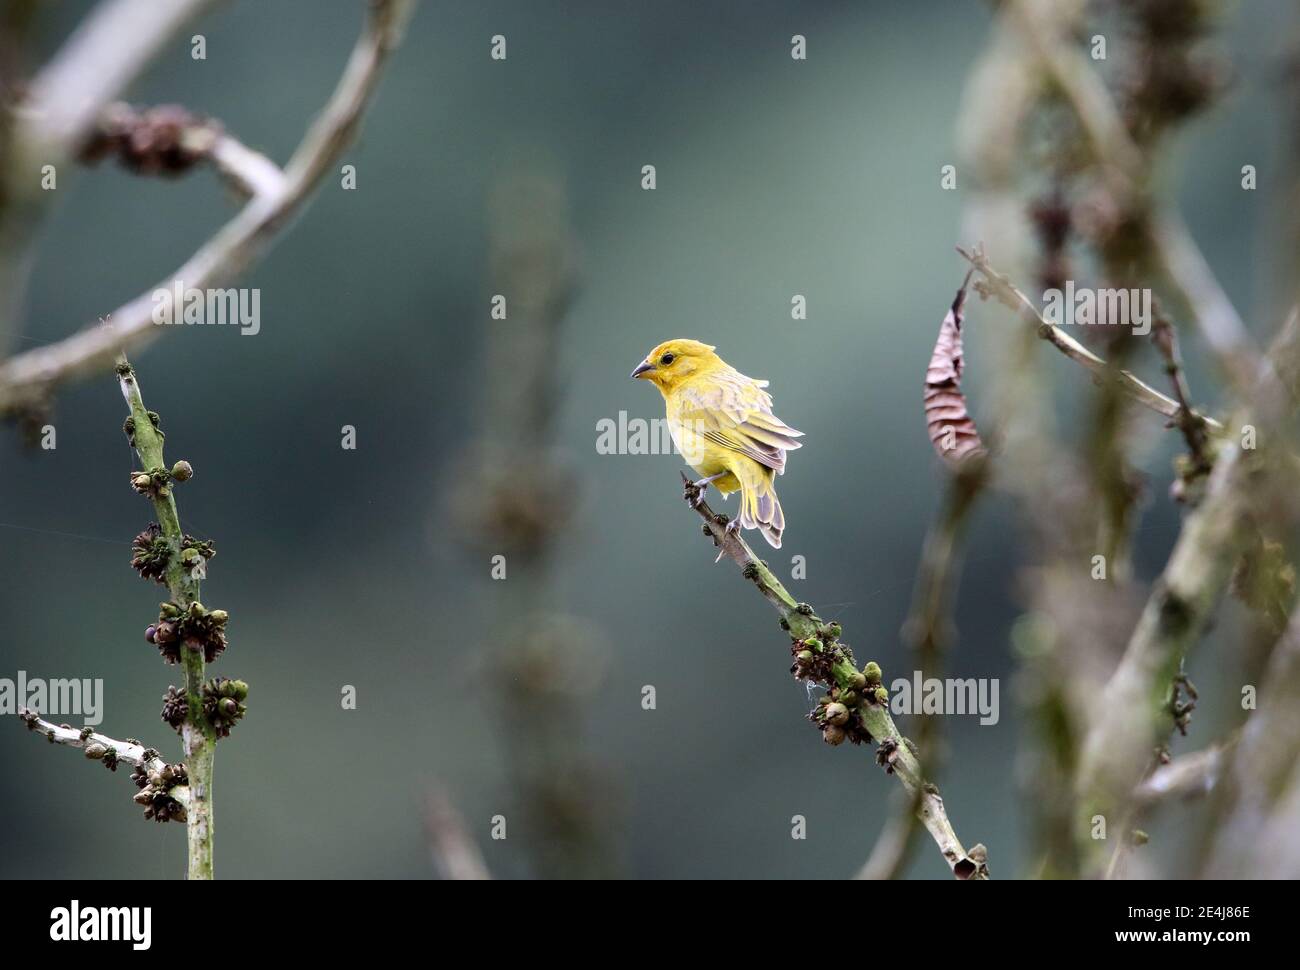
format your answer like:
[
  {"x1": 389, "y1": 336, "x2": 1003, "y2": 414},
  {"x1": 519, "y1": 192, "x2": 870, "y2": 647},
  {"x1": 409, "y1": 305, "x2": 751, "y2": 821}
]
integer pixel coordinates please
[{"x1": 117, "y1": 356, "x2": 216, "y2": 879}]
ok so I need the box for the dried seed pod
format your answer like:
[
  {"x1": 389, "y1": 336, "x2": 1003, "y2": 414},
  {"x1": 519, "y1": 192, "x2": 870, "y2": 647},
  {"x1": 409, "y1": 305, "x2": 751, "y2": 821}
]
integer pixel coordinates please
[
  {"x1": 161, "y1": 685, "x2": 188, "y2": 732},
  {"x1": 130, "y1": 523, "x2": 171, "y2": 583},
  {"x1": 925, "y1": 272, "x2": 986, "y2": 466}
]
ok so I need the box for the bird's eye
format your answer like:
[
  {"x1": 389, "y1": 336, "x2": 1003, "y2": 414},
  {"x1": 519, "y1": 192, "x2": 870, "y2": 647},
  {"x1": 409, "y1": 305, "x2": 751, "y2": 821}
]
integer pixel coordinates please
[{"x1": 660, "y1": 353, "x2": 675, "y2": 365}]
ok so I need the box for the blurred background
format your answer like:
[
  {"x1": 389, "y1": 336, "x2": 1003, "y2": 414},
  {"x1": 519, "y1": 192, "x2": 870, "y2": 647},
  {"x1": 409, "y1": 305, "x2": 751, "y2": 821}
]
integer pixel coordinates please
[{"x1": 0, "y1": 0, "x2": 1295, "y2": 878}]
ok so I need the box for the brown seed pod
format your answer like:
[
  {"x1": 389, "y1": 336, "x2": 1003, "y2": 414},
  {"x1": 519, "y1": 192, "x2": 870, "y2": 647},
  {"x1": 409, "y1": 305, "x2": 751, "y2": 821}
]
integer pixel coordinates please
[
  {"x1": 925, "y1": 272, "x2": 986, "y2": 466},
  {"x1": 130, "y1": 523, "x2": 171, "y2": 584}
]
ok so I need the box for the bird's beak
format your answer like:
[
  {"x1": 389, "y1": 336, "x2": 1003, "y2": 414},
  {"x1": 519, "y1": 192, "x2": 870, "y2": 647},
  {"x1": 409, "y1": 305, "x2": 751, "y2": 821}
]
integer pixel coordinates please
[{"x1": 630, "y1": 360, "x2": 655, "y2": 379}]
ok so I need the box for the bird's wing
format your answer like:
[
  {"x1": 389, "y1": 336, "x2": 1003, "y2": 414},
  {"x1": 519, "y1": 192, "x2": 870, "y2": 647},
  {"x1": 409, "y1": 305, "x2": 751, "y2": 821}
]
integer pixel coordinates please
[{"x1": 675, "y1": 368, "x2": 803, "y2": 473}]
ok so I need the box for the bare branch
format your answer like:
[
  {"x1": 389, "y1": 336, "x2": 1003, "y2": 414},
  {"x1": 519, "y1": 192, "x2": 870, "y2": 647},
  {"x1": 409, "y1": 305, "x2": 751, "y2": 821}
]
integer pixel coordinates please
[
  {"x1": 77, "y1": 101, "x2": 285, "y2": 201},
  {"x1": 0, "y1": 0, "x2": 415, "y2": 410},
  {"x1": 958, "y1": 245, "x2": 1223, "y2": 431},
  {"x1": 17, "y1": 708, "x2": 190, "y2": 812}
]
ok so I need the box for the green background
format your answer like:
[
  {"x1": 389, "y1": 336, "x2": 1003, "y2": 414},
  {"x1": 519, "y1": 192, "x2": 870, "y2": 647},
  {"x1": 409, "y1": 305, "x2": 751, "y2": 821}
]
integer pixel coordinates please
[{"x1": 0, "y1": 0, "x2": 1292, "y2": 878}]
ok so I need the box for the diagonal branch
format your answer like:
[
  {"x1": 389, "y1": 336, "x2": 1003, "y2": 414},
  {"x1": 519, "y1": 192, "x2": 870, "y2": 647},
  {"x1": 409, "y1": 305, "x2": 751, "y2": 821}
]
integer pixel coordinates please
[
  {"x1": 0, "y1": 0, "x2": 414, "y2": 410},
  {"x1": 957, "y1": 245, "x2": 1223, "y2": 431},
  {"x1": 17, "y1": 709, "x2": 191, "y2": 814},
  {"x1": 681, "y1": 475, "x2": 988, "y2": 880},
  {"x1": 858, "y1": 458, "x2": 988, "y2": 879}
]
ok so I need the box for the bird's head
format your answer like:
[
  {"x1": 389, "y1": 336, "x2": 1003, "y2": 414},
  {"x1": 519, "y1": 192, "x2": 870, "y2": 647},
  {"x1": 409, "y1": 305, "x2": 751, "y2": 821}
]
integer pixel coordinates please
[{"x1": 630, "y1": 339, "x2": 719, "y2": 392}]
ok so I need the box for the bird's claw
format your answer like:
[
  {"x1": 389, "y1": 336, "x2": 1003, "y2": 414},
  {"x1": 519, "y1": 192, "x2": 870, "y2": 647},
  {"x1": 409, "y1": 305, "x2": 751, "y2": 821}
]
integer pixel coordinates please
[{"x1": 681, "y1": 471, "x2": 705, "y2": 508}]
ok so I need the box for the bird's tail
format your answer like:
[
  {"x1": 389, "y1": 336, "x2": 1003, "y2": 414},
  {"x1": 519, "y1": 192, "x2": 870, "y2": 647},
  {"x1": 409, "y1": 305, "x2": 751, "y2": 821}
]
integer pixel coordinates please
[{"x1": 739, "y1": 473, "x2": 785, "y2": 549}]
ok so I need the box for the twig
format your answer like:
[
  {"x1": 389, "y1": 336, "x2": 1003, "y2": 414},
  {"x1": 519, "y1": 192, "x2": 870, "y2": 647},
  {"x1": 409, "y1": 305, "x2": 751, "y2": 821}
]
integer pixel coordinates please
[
  {"x1": 957, "y1": 245, "x2": 1223, "y2": 431},
  {"x1": 210, "y1": 132, "x2": 285, "y2": 200},
  {"x1": 0, "y1": 0, "x2": 414, "y2": 410},
  {"x1": 17, "y1": 709, "x2": 190, "y2": 812},
  {"x1": 76, "y1": 101, "x2": 286, "y2": 201},
  {"x1": 1150, "y1": 312, "x2": 1211, "y2": 471},
  {"x1": 858, "y1": 458, "x2": 988, "y2": 879},
  {"x1": 682, "y1": 476, "x2": 988, "y2": 879}
]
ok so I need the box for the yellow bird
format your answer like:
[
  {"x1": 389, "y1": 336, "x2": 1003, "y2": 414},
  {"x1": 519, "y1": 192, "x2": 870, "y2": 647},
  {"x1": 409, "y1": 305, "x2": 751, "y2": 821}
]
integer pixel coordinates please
[{"x1": 631, "y1": 339, "x2": 803, "y2": 548}]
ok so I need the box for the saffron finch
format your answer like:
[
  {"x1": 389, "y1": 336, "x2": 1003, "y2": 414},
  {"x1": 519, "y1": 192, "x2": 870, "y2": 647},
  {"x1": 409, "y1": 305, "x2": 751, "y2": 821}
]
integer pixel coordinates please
[{"x1": 631, "y1": 339, "x2": 803, "y2": 548}]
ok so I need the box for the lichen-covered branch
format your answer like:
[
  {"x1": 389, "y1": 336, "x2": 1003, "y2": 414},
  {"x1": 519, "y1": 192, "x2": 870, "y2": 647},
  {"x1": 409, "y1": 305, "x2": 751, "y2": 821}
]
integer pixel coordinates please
[
  {"x1": 0, "y1": 0, "x2": 414, "y2": 410},
  {"x1": 682, "y1": 475, "x2": 988, "y2": 880}
]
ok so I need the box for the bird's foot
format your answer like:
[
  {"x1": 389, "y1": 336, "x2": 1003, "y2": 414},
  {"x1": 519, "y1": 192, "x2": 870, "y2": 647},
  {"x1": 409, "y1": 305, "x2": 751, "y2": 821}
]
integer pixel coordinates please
[
  {"x1": 681, "y1": 472, "x2": 703, "y2": 508},
  {"x1": 683, "y1": 471, "x2": 724, "y2": 508}
]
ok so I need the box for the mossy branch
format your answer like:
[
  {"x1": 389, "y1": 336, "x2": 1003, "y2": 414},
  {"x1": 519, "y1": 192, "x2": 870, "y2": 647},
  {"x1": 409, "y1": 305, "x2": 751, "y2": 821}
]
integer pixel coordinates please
[
  {"x1": 118, "y1": 355, "x2": 217, "y2": 879},
  {"x1": 681, "y1": 474, "x2": 988, "y2": 880}
]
